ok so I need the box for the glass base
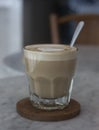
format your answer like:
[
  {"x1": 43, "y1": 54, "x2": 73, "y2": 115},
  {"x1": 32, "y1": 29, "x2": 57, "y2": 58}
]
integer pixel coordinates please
[{"x1": 30, "y1": 94, "x2": 70, "y2": 110}]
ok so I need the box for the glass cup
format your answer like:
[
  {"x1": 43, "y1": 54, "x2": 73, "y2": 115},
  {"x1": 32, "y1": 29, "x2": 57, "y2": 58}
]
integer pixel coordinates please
[{"x1": 24, "y1": 44, "x2": 77, "y2": 110}]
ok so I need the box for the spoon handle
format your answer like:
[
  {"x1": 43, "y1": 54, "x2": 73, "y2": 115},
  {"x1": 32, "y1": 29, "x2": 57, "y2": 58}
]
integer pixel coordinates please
[{"x1": 70, "y1": 21, "x2": 84, "y2": 47}]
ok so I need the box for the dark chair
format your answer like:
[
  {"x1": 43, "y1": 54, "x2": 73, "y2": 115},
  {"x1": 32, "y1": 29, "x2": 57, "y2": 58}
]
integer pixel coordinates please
[{"x1": 50, "y1": 14, "x2": 99, "y2": 45}]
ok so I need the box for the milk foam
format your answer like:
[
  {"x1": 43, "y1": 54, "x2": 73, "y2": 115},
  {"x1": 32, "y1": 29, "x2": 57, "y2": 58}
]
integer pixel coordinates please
[
  {"x1": 38, "y1": 47, "x2": 64, "y2": 52},
  {"x1": 24, "y1": 44, "x2": 77, "y2": 61}
]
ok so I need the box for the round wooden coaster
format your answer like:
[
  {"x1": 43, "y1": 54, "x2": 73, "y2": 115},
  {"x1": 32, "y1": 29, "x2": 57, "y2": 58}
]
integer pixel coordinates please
[{"x1": 16, "y1": 98, "x2": 80, "y2": 121}]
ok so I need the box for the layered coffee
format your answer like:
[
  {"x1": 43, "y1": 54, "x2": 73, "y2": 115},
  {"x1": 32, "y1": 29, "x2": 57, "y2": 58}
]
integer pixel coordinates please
[{"x1": 24, "y1": 44, "x2": 77, "y2": 99}]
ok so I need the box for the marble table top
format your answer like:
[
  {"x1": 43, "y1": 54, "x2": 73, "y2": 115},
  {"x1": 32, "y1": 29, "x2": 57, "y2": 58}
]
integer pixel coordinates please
[{"x1": 0, "y1": 45, "x2": 99, "y2": 130}]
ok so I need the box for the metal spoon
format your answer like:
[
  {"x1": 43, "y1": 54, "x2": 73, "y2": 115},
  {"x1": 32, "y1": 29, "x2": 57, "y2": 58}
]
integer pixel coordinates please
[{"x1": 70, "y1": 21, "x2": 84, "y2": 47}]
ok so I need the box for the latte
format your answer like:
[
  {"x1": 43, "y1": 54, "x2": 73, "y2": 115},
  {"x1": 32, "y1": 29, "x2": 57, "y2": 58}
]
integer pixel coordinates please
[{"x1": 24, "y1": 44, "x2": 77, "y2": 109}]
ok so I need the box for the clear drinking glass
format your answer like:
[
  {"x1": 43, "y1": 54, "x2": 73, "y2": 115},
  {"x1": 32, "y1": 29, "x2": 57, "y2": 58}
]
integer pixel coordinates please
[{"x1": 24, "y1": 44, "x2": 77, "y2": 110}]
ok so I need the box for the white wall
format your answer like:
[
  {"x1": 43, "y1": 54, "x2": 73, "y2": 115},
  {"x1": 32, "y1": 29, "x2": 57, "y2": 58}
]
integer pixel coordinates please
[
  {"x1": 0, "y1": 0, "x2": 23, "y2": 78},
  {"x1": 0, "y1": 0, "x2": 23, "y2": 59}
]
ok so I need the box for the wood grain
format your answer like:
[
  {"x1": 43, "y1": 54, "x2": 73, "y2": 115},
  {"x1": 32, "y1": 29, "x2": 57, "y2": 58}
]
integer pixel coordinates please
[{"x1": 16, "y1": 98, "x2": 80, "y2": 121}]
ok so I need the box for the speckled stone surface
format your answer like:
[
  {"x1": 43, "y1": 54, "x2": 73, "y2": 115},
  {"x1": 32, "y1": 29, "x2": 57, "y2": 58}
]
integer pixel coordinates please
[{"x1": 0, "y1": 45, "x2": 99, "y2": 130}]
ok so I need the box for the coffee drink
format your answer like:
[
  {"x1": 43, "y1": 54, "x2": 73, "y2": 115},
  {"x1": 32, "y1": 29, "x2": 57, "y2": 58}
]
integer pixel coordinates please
[{"x1": 24, "y1": 44, "x2": 77, "y2": 110}]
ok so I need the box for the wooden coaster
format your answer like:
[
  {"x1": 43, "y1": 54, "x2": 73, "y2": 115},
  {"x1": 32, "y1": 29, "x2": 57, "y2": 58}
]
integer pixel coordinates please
[{"x1": 16, "y1": 98, "x2": 80, "y2": 121}]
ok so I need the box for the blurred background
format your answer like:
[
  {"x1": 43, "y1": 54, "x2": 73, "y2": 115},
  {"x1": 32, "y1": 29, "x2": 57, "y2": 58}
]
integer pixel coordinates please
[{"x1": 0, "y1": 0, "x2": 99, "y2": 78}]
